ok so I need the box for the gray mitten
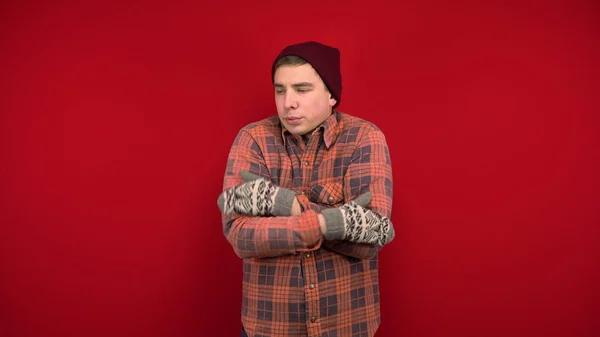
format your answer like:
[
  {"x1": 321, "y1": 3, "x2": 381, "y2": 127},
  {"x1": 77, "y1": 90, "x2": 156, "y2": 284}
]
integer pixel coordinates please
[
  {"x1": 217, "y1": 171, "x2": 297, "y2": 216},
  {"x1": 321, "y1": 192, "x2": 395, "y2": 246}
]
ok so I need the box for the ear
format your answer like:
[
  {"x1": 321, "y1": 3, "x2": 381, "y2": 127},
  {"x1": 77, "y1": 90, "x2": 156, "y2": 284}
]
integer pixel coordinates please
[{"x1": 329, "y1": 96, "x2": 337, "y2": 107}]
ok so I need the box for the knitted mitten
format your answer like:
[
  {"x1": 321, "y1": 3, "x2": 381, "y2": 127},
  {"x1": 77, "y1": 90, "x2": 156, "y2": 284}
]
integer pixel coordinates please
[
  {"x1": 217, "y1": 171, "x2": 296, "y2": 216},
  {"x1": 321, "y1": 193, "x2": 395, "y2": 246}
]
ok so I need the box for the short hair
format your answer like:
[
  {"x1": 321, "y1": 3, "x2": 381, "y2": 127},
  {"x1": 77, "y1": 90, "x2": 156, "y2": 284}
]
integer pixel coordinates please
[
  {"x1": 273, "y1": 55, "x2": 329, "y2": 92},
  {"x1": 273, "y1": 55, "x2": 307, "y2": 71}
]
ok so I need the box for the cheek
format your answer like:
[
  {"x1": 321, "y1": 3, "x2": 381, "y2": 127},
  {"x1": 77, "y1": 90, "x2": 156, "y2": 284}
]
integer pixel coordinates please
[
  {"x1": 274, "y1": 96, "x2": 284, "y2": 109},
  {"x1": 314, "y1": 95, "x2": 331, "y2": 111}
]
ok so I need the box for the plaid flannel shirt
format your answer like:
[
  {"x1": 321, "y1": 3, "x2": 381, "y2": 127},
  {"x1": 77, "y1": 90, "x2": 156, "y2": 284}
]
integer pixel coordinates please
[{"x1": 221, "y1": 111, "x2": 394, "y2": 337}]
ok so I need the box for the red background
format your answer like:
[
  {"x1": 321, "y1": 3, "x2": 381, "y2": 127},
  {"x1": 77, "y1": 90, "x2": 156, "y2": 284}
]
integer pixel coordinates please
[{"x1": 1, "y1": 1, "x2": 599, "y2": 336}]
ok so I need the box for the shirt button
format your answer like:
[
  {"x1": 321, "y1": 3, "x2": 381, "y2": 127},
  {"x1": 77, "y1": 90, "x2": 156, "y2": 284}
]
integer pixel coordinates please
[
  {"x1": 304, "y1": 253, "x2": 311, "y2": 258},
  {"x1": 309, "y1": 284, "x2": 315, "y2": 289},
  {"x1": 310, "y1": 316, "x2": 317, "y2": 323},
  {"x1": 304, "y1": 160, "x2": 310, "y2": 166},
  {"x1": 327, "y1": 196, "x2": 334, "y2": 203}
]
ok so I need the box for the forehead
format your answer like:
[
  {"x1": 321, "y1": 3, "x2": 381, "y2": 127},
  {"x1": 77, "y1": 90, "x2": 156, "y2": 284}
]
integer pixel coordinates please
[{"x1": 273, "y1": 63, "x2": 323, "y2": 85}]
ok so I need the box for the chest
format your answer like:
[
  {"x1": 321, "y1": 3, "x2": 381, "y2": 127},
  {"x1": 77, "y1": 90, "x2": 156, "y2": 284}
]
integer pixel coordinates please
[{"x1": 261, "y1": 135, "x2": 357, "y2": 206}]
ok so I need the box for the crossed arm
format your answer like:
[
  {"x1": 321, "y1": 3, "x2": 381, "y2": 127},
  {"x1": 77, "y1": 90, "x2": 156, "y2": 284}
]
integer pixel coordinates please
[{"x1": 220, "y1": 127, "x2": 394, "y2": 260}]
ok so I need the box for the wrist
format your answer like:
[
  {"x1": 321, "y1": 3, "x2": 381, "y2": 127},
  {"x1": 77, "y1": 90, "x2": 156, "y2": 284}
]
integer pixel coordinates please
[
  {"x1": 273, "y1": 188, "x2": 297, "y2": 216},
  {"x1": 320, "y1": 208, "x2": 345, "y2": 240},
  {"x1": 318, "y1": 214, "x2": 327, "y2": 235},
  {"x1": 291, "y1": 197, "x2": 302, "y2": 216}
]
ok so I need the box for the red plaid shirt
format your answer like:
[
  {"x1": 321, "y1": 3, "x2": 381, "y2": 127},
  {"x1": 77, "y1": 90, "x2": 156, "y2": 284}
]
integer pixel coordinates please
[{"x1": 221, "y1": 111, "x2": 394, "y2": 337}]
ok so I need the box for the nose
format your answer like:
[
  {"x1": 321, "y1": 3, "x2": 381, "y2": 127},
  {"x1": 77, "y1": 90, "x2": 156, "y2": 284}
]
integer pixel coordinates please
[{"x1": 284, "y1": 91, "x2": 298, "y2": 110}]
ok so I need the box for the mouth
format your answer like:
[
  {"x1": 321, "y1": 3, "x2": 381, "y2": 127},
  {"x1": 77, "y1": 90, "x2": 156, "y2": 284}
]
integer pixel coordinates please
[{"x1": 285, "y1": 117, "x2": 303, "y2": 125}]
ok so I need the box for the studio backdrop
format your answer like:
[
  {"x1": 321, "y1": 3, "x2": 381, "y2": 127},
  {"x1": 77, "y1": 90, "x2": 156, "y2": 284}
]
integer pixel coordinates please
[{"x1": 1, "y1": 1, "x2": 598, "y2": 336}]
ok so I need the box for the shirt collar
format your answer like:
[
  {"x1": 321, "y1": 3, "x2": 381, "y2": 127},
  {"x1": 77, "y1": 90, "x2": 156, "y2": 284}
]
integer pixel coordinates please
[
  {"x1": 321, "y1": 111, "x2": 340, "y2": 149},
  {"x1": 281, "y1": 111, "x2": 340, "y2": 149}
]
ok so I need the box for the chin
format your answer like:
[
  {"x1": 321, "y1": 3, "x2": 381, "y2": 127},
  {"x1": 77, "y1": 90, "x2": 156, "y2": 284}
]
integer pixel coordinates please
[
  {"x1": 286, "y1": 129, "x2": 305, "y2": 136},
  {"x1": 281, "y1": 122, "x2": 302, "y2": 134}
]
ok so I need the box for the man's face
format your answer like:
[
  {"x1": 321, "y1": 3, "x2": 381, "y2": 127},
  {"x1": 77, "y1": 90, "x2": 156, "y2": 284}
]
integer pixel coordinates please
[{"x1": 274, "y1": 63, "x2": 336, "y2": 136}]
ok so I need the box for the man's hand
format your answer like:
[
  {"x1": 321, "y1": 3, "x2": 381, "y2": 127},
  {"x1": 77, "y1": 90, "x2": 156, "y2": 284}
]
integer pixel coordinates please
[
  {"x1": 217, "y1": 171, "x2": 298, "y2": 217},
  {"x1": 320, "y1": 193, "x2": 395, "y2": 246}
]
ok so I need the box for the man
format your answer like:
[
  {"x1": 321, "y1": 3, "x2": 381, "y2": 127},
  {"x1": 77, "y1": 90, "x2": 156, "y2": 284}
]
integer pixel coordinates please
[{"x1": 217, "y1": 41, "x2": 395, "y2": 337}]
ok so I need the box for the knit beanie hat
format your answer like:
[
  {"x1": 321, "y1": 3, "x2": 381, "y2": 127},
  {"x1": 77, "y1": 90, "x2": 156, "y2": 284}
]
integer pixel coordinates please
[{"x1": 272, "y1": 41, "x2": 342, "y2": 108}]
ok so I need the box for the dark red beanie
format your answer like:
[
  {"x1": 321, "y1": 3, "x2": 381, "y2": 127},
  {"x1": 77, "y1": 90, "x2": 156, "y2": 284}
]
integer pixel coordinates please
[{"x1": 272, "y1": 41, "x2": 342, "y2": 108}]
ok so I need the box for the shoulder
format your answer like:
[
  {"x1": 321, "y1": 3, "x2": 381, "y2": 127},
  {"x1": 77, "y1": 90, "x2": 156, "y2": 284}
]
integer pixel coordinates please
[
  {"x1": 235, "y1": 115, "x2": 282, "y2": 140},
  {"x1": 336, "y1": 111, "x2": 386, "y2": 136}
]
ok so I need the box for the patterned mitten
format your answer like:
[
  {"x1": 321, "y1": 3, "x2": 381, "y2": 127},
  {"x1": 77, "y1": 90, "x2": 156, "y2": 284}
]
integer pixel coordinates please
[
  {"x1": 217, "y1": 171, "x2": 297, "y2": 216},
  {"x1": 321, "y1": 192, "x2": 395, "y2": 246}
]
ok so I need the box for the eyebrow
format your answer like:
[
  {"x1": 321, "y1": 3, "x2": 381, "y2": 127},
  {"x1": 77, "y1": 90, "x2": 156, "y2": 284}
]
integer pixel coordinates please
[{"x1": 274, "y1": 82, "x2": 314, "y2": 88}]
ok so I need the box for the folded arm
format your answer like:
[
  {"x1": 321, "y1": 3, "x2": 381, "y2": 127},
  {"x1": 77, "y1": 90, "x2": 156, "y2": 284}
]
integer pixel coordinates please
[
  {"x1": 297, "y1": 197, "x2": 381, "y2": 259},
  {"x1": 222, "y1": 212, "x2": 322, "y2": 259},
  {"x1": 219, "y1": 125, "x2": 394, "y2": 260},
  {"x1": 221, "y1": 129, "x2": 323, "y2": 259},
  {"x1": 303, "y1": 125, "x2": 395, "y2": 259}
]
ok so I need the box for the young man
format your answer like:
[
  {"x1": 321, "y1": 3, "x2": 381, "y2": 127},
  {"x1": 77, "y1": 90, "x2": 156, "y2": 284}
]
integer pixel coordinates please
[{"x1": 217, "y1": 41, "x2": 395, "y2": 337}]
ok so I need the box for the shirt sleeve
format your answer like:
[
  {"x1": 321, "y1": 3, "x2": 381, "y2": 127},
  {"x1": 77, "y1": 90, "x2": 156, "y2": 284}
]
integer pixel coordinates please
[
  {"x1": 301, "y1": 124, "x2": 394, "y2": 259},
  {"x1": 345, "y1": 124, "x2": 394, "y2": 219},
  {"x1": 221, "y1": 128, "x2": 323, "y2": 259}
]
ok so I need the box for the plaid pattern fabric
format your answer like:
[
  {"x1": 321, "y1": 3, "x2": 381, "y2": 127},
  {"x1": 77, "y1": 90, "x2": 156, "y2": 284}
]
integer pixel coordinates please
[{"x1": 221, "y1": 111, "x2": 394, "y2": 337}]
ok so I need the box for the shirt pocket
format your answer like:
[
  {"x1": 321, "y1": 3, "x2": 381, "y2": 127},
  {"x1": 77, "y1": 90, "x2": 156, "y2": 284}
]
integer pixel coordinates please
[{"x1": 309, "y1": 181, "x2": 344, "y2": 208}]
